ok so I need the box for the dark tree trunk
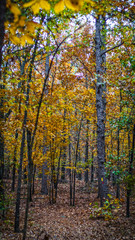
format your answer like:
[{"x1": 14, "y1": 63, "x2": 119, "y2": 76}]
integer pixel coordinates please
[
  {"x1": 126, "y1": 133, "x2": 131, "y2": 218},
  {"x1": 14, "y1": 112, "x2": 27, "y2": 232},
  {"x1": 41, "y1": 160, "x2": 48, "y2": 195},
  {"x1": 55, "y1": 149, "x2": 61, "y2": 200},
  {"x1": 14, "y1": 32, "x2": 40, "y2": 232},
  {"x1": 95, "y1": 15, "x2": 108, "y2": 206},
  {"x1": 91, "y1": 128, "x2": 95, "y2": 183},
  {"x1": 85, "y1": 119, "x2": 89, "y2": 183},
  {"x1": 41, "y1": 44, "x2": 49, "y2": 195},
  {"x1": 23, "y1": 167, "x2": 27, "y2": 185},
  {"x1": 110, "y1": 130, "x2": 115, "y2": 186},
  {"x1": 73, "y1": 115, "x2": 83, "y2": 206},
  {"x1": 61, "y1": 109, "x2": 66, "y2": 181},
  {"x1": 32, "y1": 165, "x2": 36, "y2": 194},
  {"x1": 116, "y1": 89, "x2": 122, "y2": 199},
  {"x1": 22, "y1": 128, "x2": 33, "y2": 240},
  {"x1": 116, "y1": 127, "x2": 120, "y2": 199},
  {"x1": 91, "y1": 145, "x2": 94, "y2": 183},
  {"x1": 11, "y1": 130, "x2": 18, "y2": 191},
  {"x1": 26, "y1": 129, "x2": 33, "y2": 202},
  {"x1": 69, "y1": 135, "x2": 73, "y2": 206},
  {"x1": 126, "y1": 124, "x2": 135, "y2": 217},
  {"x1": 77, "y1": 154, "x2": 82, "y2": 180},
  {"x1": 0, "y1": 0, "x2": 6, "y2": 217}
]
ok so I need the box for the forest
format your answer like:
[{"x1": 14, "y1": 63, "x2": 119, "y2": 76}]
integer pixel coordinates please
[{"x1": 0, "y1": 0, "x2": 135, "y2": 239}]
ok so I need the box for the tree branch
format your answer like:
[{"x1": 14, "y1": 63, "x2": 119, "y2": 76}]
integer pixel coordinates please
[{"x1": 101, "y1": 41, "x2": 124, "y2": 56}]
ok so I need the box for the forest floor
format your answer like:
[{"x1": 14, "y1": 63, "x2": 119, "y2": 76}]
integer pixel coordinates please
[{"x1": 1, "y1": 178, "x2": 135, "y2": 240}]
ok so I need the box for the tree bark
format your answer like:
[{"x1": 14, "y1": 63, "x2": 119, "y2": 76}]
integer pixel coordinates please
[
  {"x1": 116, "y1": 126, "x2": 120, "y2": 199},
  {"x1": 41, "y1": 39, "x2": 49, "y2": 195},
  {"x1": 91, "y1": 129, "x2": 95, "y2": 183},
  {"x1": 73, "y1": 115, "x2": 83, "y2": 206},
  {"x1": 95, "y1": 15, "x2": 108, "y2": 206},
  {"x1": 126, "y1": 124, "x2": 135, "y2": 217},
  {"x1": 0, "y1": 0, "x2": 6, "y2": 217},
  {"x1": 14, "y1": 110, "x2": 27, "y2": 232},
  {"x1": 11, "y1": 130, "x2": 18, "y2": 191},
  {"x1": 69, "y1": 134, "x2": 73, "y2": 206},
  {"x1": 14, "y1": 33, "x2": 40, "y2": 232},
  {"x1": 85, "y1": 119, "x2": 89, "y2": 183},
  {"x1": 61, "y1": 109, "x2": 67, "y2": 181},
  {"x1": 116, "y1": 89, "x2": 122, "y2": 199},
  {"x1": 41, "y1": 160, "x2": 48, "y2": 195}
]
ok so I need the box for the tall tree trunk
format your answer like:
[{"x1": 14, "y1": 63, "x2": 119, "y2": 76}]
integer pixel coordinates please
[
  {"x1": 91, "y1": 129, "x2": 95, "y2": 183},
  {"x1": 14, "y1": 110, "x2": 27, "y2": 232},
  {"x1": 11, "y1": 130, "x2": 18, "y2": 191},
  {"x1": 41, "y1": 160, "x2": 48, "y2": 195},
  {"x1": 116, "y1": 89, "x2": 122, "y2": 199},
  {"x1": 73, "y1": 115, "x2": 83, "y2": 206},
  {"x1": 14, "y1": 33, "x2": 40, "y2": 232},
  {"x1": 126, "y1": 124, "x2": 135, "y2": 217},
  {"x1": 69, "y1": 134, "x2": 73, "y2": 206},
  {"x1": 32, "y1": 165, "x2": 36, "y2": 194},
  {"x1": 95, "y1": 15, "x2": 108, "y2": 206},
  {"x1": 85, "y1": 119, "x2": 89, "y2": 183},
  {"x1": 0, "y1": 0, "x2": 6, "y2": 218},
  {"x1": 22, "y1": 129, "x2": 33, "y2": 240},
  {"x1": 55, "y1": 149, "x2": 61, "y2": 200},
  {"x1": 77, "y1": 147, "x2": 82, "y2": 180},
  {"x1": 116, "y1": 126, "x2": 120, "y2": 199},
  {"x1": 111, "y1": 130, "x2": 115, "y2": 186},
  {"x1": 61, "y1": 109, "x2": 66, "y2": 181},
  {"x1": 41, "y1": 40, "x2": 49, "y2": 195},
  {"x1": 26, "y1": 129, "x2": 33, "y2": 202}
]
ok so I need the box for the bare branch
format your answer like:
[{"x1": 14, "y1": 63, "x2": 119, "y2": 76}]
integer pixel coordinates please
[{"x1": 101, "y1": 42, "x2": 124, "y2": 56}]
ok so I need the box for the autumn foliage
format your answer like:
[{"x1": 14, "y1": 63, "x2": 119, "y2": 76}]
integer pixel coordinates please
[{"x1": 0, "y1": 0, "x2": 134, "y2": 239}]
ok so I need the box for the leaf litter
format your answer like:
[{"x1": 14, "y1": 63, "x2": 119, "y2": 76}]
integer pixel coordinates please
[{"x1": 1, "y1": 179, "x2": 135, "y2": 239}]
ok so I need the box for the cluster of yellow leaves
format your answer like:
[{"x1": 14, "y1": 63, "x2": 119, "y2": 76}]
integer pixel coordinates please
[
  {"x1": 6, "y1": 0, "x2": 42, "y2": 45},
  {"x1": 23, "y1": 0, "x2": 95, "y2": 14},
  {"x1": 23, "y1": 0, "x2": 86, "y2": 14},
  {"x1": 6, "y1": 0, "x2": 95, "y2": 45},
  {"x1": 23, "y1": 0, "x2": 50, "y2": 14},
  {"x1": 54, "y1": 0, "x2": 95, "y2": 13},
  {"x1": 7, "y1": 19, "x2": 41, "y2": 46}
]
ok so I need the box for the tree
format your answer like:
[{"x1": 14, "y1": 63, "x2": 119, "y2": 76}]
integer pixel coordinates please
[{"x1": 0, "y1": 0, "x2": 6, "y2": 217}]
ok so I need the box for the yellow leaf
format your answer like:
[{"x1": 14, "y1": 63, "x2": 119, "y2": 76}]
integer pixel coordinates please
[
  {"x1": 23, "y1": 0, "x2": 36, "y2": 8},
  {"x1": 9, "y1": 26, "x2": 15, "y2": 35},
  {"x1": 26, "y1": 21, "x2": 41, "y2": 33},
  {"x1": 54, "y1": 0, "x2": 65, "y2": 13},
  {"x1": 20, "y1": 35, "x2": 34, "y2": 45},
  {"x1": 20, "y1": 36, "x2": 26, "y2": 46},
  {"x1": 31, "y1": 2, "x2": 40, "y2": 14},
  {"x1": 18, "y1": 16, "x2": 26, "y2": 27},
  {"x1": 10, "y1": 36, "x2": 21, "y2": 45},
  {"x1": 64, "y1": 0, "x2": 83, "y2": 11},
  {"x1": 40, "y1": 0, "x2": 50, "y2": 11},
  {"x1": 26, "y1": 22, "x2": 35, "y2": 33},
  {"x1": 10, "y1": 4, "x2": 21, "y2": 16},
  {"x1": 25, "y1": 35, "x2": 35, "y2": 44}
]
